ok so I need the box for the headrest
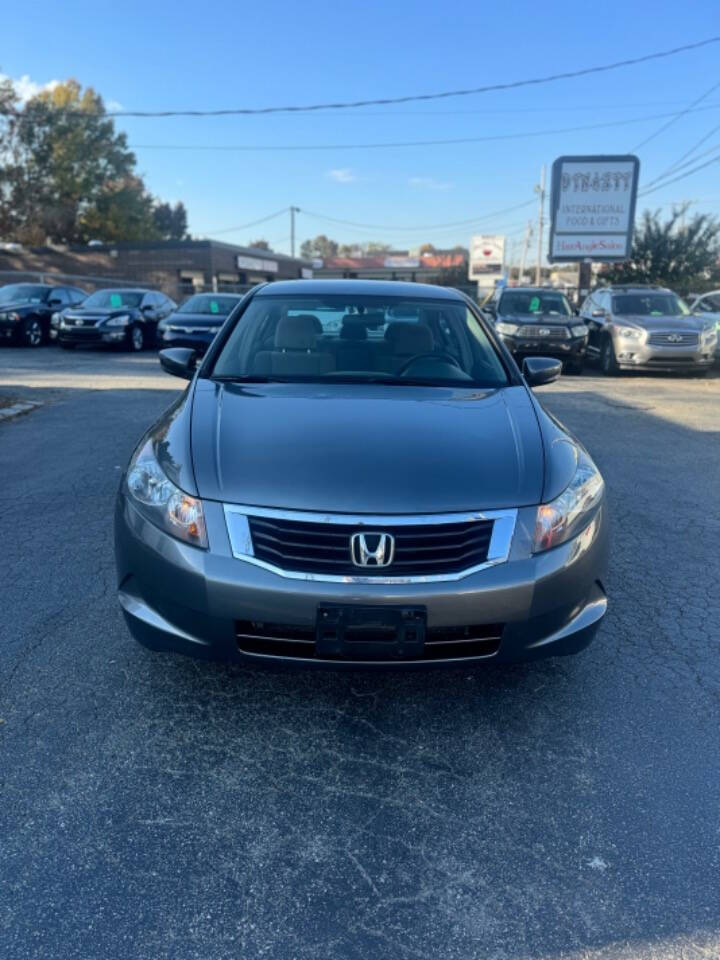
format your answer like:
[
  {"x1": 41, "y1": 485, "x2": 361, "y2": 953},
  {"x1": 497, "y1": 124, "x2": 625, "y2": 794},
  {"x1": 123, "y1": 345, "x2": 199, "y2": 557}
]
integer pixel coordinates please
[
  {"x1": 275, "y1": 314, "x2": 320, "y2": 350},
  {"x1": 384, "y1": 321, "x2": 433, "y2": 355},
  {"x1": 340, "y1": 316, "x2": 367, "y2": 341}
]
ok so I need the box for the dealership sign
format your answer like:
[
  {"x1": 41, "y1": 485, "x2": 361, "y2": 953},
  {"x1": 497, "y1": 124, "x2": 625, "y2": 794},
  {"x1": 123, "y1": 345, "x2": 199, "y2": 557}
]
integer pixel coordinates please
[
  {"x1": 236, "y1": 254, "x2": 279, "y2": 273},
  {"x1": 548, "y1": 154, "x2": 640, "y2": 262},
  {"x1": 469, "y1": 235, "x2": 505, "y2": 280}
]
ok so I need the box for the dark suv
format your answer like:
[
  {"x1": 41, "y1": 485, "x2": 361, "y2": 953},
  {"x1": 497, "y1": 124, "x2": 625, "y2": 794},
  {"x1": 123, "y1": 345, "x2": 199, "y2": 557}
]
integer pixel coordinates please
[
  {"x1": 0, "y1": 283, "x2": 86, "y2": 347},
  {"x1": 58, "y1": 288, "x2": 176, "y2": 351},
  {"x1": 483, "y1": 287, "x2": 588, "y2": 374},
  {"x1": 579, "y1": 284, "x2": 717, "y2": 374}
]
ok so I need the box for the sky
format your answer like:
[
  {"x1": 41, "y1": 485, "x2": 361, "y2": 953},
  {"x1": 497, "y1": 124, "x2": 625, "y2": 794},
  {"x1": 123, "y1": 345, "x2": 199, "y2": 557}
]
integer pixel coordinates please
[{"x1": 3, "y1": 0, "x2": 720, "y2": 260}]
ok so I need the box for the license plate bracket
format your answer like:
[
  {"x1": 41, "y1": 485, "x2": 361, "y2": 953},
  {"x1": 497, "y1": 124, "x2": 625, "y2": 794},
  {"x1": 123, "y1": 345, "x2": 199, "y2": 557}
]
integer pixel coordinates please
[{"x1": 316, "y1": 604, "x2": 426, "y2": 660}]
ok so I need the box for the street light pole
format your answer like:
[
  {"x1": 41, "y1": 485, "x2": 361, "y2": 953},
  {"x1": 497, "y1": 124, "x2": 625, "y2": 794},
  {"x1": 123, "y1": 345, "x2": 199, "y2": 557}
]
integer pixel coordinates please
[
  {"x1": 290, "y1": 206, "x2": 300, "y2": 258},
  {"x1": 535, "y1": 164, "x2": 546, "y2": 286}
]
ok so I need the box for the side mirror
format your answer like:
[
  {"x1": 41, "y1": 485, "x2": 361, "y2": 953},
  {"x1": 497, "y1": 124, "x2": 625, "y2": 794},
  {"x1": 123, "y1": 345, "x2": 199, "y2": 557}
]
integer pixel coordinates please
[
  {"x1": 159, "y1": 347, "x2": 197, "y2": 380},
  {"x1": 522, "y1": 356, "x2": 562, "y2": 387},
  {"x1": 141, "y1": 303, "x2": 153, "y2": 314},
  {"x1": 48, "y1": 297, "x2": 62, "y2": 307},
  {"x1": 591, "y1": 309, "x2": 606, "y2": 318}
]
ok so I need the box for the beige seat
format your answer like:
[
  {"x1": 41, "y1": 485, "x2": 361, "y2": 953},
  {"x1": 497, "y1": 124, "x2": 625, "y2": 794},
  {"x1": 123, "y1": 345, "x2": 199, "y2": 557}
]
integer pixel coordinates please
[{"x1": 253, "y1": 314, "x2": 335, "y2": 376}]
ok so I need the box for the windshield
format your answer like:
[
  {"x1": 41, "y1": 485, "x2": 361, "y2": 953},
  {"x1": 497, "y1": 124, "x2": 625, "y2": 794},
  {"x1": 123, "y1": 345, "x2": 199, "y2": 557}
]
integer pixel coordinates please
[
  {"x1": 211, "y1": 295, "x2": 508, "y2": 387},
  {"x1": 178, "y1": 294, "x2": 239, "y2": 316},
  {"x1": 612, "y1": 293, "x2": 689, "y2": 317},
  {"x1": 0, "y1": 284, "x2": 50, "y2": 304},
  {"x1": 498, "y1": 291, "x2": 572, "y2": 317},
  {"x1": 82, "y1": 290, "x2": 144, "y2": 309}
]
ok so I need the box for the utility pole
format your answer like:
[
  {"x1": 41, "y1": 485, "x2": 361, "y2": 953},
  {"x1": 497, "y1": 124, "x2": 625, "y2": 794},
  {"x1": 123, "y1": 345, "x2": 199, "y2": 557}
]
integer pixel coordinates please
[
  {"x1": 290, "y1": 206, "x2": 300, "y2": 258},
  {"x1": 534, "y1": 164, "x2": 546, "y2": 286},
  {"x1": 519, "y1": 220, "x2": 533, "y2": 283}
]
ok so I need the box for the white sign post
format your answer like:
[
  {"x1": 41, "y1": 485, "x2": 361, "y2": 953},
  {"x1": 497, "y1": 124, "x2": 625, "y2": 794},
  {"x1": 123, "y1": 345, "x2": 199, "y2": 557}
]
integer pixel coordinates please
[
  {"x1": 469, "y1": 235, "x2": 506, "y2": 286},
  {"x1": 548, "y1": 155, "x2": 639, "y2": 262}
]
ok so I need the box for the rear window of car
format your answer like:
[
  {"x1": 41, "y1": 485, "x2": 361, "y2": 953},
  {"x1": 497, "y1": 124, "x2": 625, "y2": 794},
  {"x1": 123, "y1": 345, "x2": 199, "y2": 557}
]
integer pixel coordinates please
[
  {"x1": 0, "y1": 284, "x2": 50, "y2": 304},
  {"x1": 210, "y1": 294, "x2": 508, "y2": 387},
  {"x1": 612, "y1": 293, "x2": 689, "y2": 316}
]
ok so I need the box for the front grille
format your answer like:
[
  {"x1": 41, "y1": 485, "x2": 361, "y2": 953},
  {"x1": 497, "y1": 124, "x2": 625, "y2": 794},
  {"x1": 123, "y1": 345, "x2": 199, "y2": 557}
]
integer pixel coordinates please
[
  {"x1": 647, "y1": 331, "x2": 698, "y2": 346},
  {"x1": 247, "y1": 515, "x2": 495, "y2": 577},
  {"x1": 519, "y1": 325, "x2": 570, "y2": 339},
  {"x1": 235, "y1": 619, "x2": 503, "y2": 662}
]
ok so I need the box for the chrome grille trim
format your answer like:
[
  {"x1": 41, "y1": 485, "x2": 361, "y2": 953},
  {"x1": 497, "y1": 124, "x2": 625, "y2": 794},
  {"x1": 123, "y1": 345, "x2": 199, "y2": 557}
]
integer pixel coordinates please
[
  {"x1": 224, "y1": 505, "x2": 518, "y2": 584},
  {"x1": 647, "y1": 331, "x2": 699, "y2": 346}
]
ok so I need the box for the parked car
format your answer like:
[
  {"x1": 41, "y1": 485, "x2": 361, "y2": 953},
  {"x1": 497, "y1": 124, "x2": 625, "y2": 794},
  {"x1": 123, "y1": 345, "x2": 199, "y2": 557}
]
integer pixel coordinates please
[
  {"x1": 57, "y1": 288, "x2": 176, "y2": 351},
  {"x1": 482, "y1": 286, "x2": 587, "y2": 374},
  {"x1": 115, "y1": 279, "x2": 608, "y2": 669},
  {"x1": 158, "y1": 292, "x2": 244, "y2": 354},
  {"x1": 579, "y1": 284, "x2": 717, "y2": 374},
  {"x1": 0, "y1": 283, "x2": 86, "y2": 346},
  {"x1": 686, "y1": 290, "x2": 720, "y2": 358}
]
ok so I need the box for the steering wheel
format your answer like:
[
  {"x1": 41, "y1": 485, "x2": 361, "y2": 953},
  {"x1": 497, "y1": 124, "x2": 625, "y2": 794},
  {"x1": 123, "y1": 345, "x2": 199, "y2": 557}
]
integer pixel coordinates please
[{"x1": 396, "y1": 352, "x2": 463, "y2": 376}]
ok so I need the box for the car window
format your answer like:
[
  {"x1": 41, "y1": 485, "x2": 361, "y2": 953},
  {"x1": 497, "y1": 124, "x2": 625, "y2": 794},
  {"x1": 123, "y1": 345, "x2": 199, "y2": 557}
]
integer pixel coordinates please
[
  {"x1": 178, "y1": 294, "x2": 240, "y2": 316},
  {"x1": 49, "y1": 289, "x2": 69, "y2": 306},
  {"x1": 83, "y1": 290, "x2": 143, "y2": 309},
  {"x1": 210, "y1": 294, "x2": 509, "y2": 387},
  {"x1": 612, "y1": 293, "x2": 689, "y2": 316},
  {"x1": 0, "y1": 284, "x2": 50, "y2": 304},
  {"x1": 696, "y1": 294, "x2": 720, "y2": 312},
  {"x1": 497, "y1": 291, "x2": 572, "y2": 317},
  {"x1": 69, "y1": 288, "x2": 85, "y2": 304}
]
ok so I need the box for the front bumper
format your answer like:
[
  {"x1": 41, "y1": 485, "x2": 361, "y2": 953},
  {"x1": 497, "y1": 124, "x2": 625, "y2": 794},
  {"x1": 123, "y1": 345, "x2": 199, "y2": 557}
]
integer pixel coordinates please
[
  {"x1": 115, "y1": 494, "x2": 609, "y2": 669},
  {"x1": 612, "y1": 337, "x2": 716, "y2": 371},
  {"x1": 58, "y1": 326, "x2": 127, "y2": 346},
  {"x1": 500, "y1": 334, "x2": 586, "y2": 362},
  {"x1": 159, "y1": 329, "x2": 216, "y2": 353}
]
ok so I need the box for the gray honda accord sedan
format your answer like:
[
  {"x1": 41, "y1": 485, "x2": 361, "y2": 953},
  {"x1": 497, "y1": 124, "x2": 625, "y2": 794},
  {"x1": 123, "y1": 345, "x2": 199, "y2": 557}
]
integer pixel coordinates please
[{"x1": 114, "y1": 279, "x2": 608, "y2": 668}]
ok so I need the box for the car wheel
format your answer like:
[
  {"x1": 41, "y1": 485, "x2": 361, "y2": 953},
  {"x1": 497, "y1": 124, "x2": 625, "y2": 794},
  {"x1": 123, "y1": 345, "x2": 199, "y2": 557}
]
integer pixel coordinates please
[
  {"x1": 600, "y1": 337, "x2": 619, "y2": 375},
  {"x1": 59, "y1": 342, "x2": 76, "y2": 350},
  {"x1": 564, "y1": 357, "x2": 584, "y2": 375},
  {"x1": 23, "y1": 318, "x2": 44, "y2": 347},
  {"x1": 128, "y1": 324, "x2": 145, "y2": 352}
]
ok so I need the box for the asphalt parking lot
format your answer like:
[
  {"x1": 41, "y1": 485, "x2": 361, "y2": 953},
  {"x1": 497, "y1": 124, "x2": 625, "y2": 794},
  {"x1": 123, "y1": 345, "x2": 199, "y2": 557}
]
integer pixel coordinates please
[{"x1": 1, "y1": 346, "x2": 719, "y2": 960}]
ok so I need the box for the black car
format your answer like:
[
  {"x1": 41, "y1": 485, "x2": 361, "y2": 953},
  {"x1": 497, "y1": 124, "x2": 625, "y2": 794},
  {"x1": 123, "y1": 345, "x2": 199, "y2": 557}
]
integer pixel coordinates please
[
  {"x1": 483, "y1": 287, "x2": 588, "y2": 374},
  {"x1": 158, "y1": 293, "x2": 244, "y2": 354},
  {"x1": 58, "y1": 288, "x2": 177, "y2": 351},
  {"x1": 0, "y1": 283, "x2": 86, "y2": 347}
]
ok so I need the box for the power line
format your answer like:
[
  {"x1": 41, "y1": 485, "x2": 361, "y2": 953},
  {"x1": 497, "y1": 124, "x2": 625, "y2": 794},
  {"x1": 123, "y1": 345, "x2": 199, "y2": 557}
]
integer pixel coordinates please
[
  {"x1": 5, "y1": 36, "x2": 717, "y2": 119},
  {"x1": 630, "y1": 78, "x2": 720, "y2": 151},
  {"x1": 298, "y1": 200, "x2": 535, "y2": 232},
  {"x1": 641, "y1": 139, "x2": 720, "y2": 191},
  {"x1": 638, "y1": 147, "x2": 720, "y2": 196},
  {"x1": 129, "y1": 105, "x2": 720, "y2": 153},
  {"x1": 206, "y1": 207, "x2": 289, "y2": 235}
]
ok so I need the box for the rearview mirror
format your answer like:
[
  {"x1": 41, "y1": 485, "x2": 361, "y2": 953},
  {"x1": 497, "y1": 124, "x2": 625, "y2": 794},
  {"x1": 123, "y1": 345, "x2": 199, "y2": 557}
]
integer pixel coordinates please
[
  {"x1": 159, "y1": 347, "x2": 197, "y2": 380},
  {"x1": 522, "y1": 356, "x2": 562, "y2": 387}
]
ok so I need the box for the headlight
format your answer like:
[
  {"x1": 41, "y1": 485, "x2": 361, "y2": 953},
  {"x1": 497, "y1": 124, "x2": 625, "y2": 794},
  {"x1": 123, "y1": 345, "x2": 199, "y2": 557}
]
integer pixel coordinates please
[
  {"x1": 702, "y1": 324, "x2": 717, "y2": 342},
  {"x1": 51, "y1": 312, "x2": 61, "y2": 328},
  {"x1": 5, "y1": 311, "x2": 20, "y2": 324},
  {"x1": 496, "y1": 321, "x2": 519, "y2": 336},
  {"x1": 616, "y1": 326, "x2": 644, "y2": 341},
  {"x1": 126, "y1": 440, "x2": 208, "y2": 548},
  {"x1": 571, "y1": 323, "x2": 588, "y2": 337},
  {"x1": 105, "y1": 314, "x2": 130, "y2": 327},
  {"x1": 533, "y1": 448, "x2": 604, "y2": 553}
]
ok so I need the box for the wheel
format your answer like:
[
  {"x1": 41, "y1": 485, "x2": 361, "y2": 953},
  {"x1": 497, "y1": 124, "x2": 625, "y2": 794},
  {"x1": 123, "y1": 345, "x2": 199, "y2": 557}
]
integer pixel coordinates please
[
  {"x1": 600, "y1": 337, "x2": 619, "y2": 375},
  {"x1": 22, "y1": 318, "x2": 44, "y2": 347},
  {"x1": 59, "y1": 342, "x2": 76, "y2": 350},
  {"x1": 128, "y1": 324, "x2": 145, "y2": 352},
  {"x1": 564, "y1": 357, "x2": 584, "y2": 375}
]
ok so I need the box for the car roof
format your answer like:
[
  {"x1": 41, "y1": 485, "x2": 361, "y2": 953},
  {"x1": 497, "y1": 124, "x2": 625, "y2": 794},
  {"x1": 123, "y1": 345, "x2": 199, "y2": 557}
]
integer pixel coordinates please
[
  {"x1": 254, "y1": 279, "x2": 465, "y2": 301},
  {"x1": 605, "y1": 284, "x2": 672, "y2": 293},
  {"x1": 499, "y1": 287, "x2": 566, "y2": 294}
]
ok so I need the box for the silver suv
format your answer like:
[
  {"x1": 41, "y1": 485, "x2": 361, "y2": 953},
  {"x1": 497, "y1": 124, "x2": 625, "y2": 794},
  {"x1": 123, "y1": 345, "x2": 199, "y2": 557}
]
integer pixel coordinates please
[{"x1": 580, "y1": 285, "x2": 717, "y2": 374}]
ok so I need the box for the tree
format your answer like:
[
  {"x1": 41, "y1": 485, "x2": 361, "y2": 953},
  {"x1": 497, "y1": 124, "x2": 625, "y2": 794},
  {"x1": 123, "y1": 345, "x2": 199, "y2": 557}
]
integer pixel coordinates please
[
  {"x1": 0, "y1": 79, "x2": 189, "y2": 245},
  {"x1": 418, "y1": 242, "x2": 436, "y2": 255},
  {"x1": 300, "y1": 234, "x2": 338, "y2": 259},
  {"x1": 153, "y1": 201, "x2": 188, "y2": 241},
  {"x1": 600, "y1": 208, "x2": 720, "y2": 294},
  {"x1": 248, "y1": 238, "x2": 270, "y2": 250}
]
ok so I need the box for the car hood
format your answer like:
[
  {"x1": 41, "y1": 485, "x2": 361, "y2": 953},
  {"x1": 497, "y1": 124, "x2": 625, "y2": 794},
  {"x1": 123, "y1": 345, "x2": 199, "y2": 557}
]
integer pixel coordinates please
[
  {"x1": 616, "y1": 314, "x2": 706, "y2": 331},
  {"x1": 499, "y1": 313, "x2": 572, "y2": 326},
  {"x1": 190, "y1": 380, "x2": 544, "y2": 513},
  {"x1": 0, "y1": 301, "x2": 47, "y2": 313},
  {"x1": 64, "y1": 307, "x2": 137, "y2": 321},
  {"x1": 168, "y1": 312, "x2": 223, "y2": 327}
]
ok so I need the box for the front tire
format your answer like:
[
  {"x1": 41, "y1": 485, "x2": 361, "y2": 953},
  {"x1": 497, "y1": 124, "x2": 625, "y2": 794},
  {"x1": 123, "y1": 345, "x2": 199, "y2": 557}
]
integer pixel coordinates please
[
  {"x1": 22, "y1": 318, "x2": 44, "y2": 347},
  {"x1": 600, "y1": 337, "x2": 619, "y2": 375},
  {"x1": 128, "y1": 324, "x2": 145, "y2": 352}
]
